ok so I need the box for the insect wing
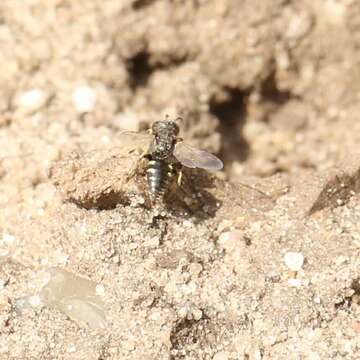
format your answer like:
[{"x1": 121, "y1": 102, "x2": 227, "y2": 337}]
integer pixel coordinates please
[
  {"x1": 114, "y1": 131, "x2": 152, "y2": 155},
  {"x1": 174, "y1": 142, "x2": 223, "y2": 171}
]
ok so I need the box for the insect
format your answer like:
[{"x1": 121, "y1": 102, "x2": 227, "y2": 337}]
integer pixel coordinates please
[{"x1": 119, "y1": 118, "x2": 223, "y2": 202}]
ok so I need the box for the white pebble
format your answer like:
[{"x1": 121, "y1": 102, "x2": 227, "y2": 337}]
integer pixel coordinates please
[
  {"x1": 288, "y1": 278, "x2": 302, "y2": 287},
  {"x1": 0, "y1": 249, "x2": 9, "y2": 257},
  {"x1": 95, "y1": 284, "x2": 105, "y2": 297},
  {"x1": 15, "y1": 294, "x2": 43, "y2": 312},
  {"x1": 250, "y1": 221, "x2": 261, "y2": 232},
  {"x1": 17, "y1": 89, "x2": 49, "y2": 113},
  {"x1": 68, "y1": 345, "x2": 76, "y2": 353},
  {"x1": 178, "y1": 307, "x2": 188, "y2": 318},
  {"x1": 213, "y1": 351, "x2": 228, "y2": 360},
  {"x1": 192, "y1": 308, "x2": 202, "y2": 321},
  {"x1": 284, "y1": 251, "x2": 304, "y2": 271},
  {"x1": 218, "y1": 230, "x2": 243, "y2": 252},
  {"x1": 324, "y1": 1, "x2": 346, "y2": 25},
  {"x1": 2, "y1": 233, "x2": 15, "y2": 245},
  {"x1": 189, "y1": 262, "x2": 203, "y2": 276},
  {"x1": 149, "y1": 311, "x2": 161, "y2": 321},
  {"x1": 72, "y1": 85, "x2": 97, "y2": 113},
  {"x1": 183, "y1": 220, "x2": 193, "y2": 227},
  {"x1": 308, "y1": 352, "x2": 321, "y2": 360},
  {"x1": 28, "y1": 295, "x2": 43, "y2": 307},
  {"x1": 182, "y1": 281, "x2": 197, "y2": 295}
]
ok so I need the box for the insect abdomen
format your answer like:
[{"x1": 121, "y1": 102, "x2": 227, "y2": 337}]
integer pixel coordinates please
[{"x1": 147, "y1": 159, "x2": 173, "y2": 198}]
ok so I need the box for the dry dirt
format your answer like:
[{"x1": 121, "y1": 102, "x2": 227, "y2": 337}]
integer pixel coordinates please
[{"x1": 1, "y1": 1, "x2": 360, "y2": 359}]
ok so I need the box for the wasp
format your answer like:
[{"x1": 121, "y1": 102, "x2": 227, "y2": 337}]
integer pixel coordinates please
[{"x1": 119, "y1": 118, "x2": 223, "y2": 202}]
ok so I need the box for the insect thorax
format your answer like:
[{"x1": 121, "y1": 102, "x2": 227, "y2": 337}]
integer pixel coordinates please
[
  {"x1": 149, "y1": 120, "x2": 179, "y2": 160},
  {"x1": 150, "y1": 139, "x2": 174, "y2": 160}
]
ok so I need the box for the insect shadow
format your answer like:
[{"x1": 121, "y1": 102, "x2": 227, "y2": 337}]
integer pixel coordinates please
[{"x1": 162, "y1": 168, "x2": 221, "y2": 220}]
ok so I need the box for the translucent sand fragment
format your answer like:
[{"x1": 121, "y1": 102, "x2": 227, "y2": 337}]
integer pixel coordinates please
[
  {"x1": 39, "y1": 268, "x2": 106, "y2": 329},
  {"x1": 15, "y1": 295, "x2": 43, "y2": 313}
]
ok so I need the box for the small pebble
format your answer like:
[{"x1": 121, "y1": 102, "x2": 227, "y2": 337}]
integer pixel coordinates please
[
  {"x1": 324, "y1": 0, "x2": 346, "y2": 24},
  {"x1": 264, "y1": 335, "x2": 277, "y2": 346},
  {"x1": 68, "y1": 345, "x2": 76, "y2": 353},
  {"x1": 253, "y1": 347, "x2": 262, "y2": 360},
  {"x1": 284, "y1": 251, "x2": 304, "y2": 271},
  {"x1": 218, "y1": 230, "x2": 243, "y2": 252},
  {"x1": 2, "y1": 233, "x2": 15, "y2": 245},
  {"x1": 15, "y1": 295, "x2": 44, "y2": 313},
  {"x1": 0, "y1": 279, "x2": 5, "y2": 290},
  {"x1": 183, "y1": 220, "x2": 193, "y2": 227},
  {"x1": 308, "y1": 352, "x2": 321, "y2": 360},
  {"x1": 72, "y1": 85, "x2": 97, "y2": 113},
  {"x1": 0, "y1": 249, "x2": 9, "y2": 257},
  {"x1": 213, "y1": 351, "x2": 228, "y2": 360},
  {"x1": 189, "y1": 263, "x2": 203, "y2": 277},
  {"x1": 178, "y1": 307, "x2": 188, "y2": 318},
  {"x1": 17, "y1": 89, "x2": 49, "y2": 113},
  {"x1": 192, "y1": 308, "x2": 203, "y2": 321},
  {"x1": 95, "y1": 284, "x2": 105, "y2": 297},
  {"x1": 123, "y1": 340, "x2": 135, "y2": 351},
  {"x1": 182, "y1": 281, "x2": 197, "y2": 295},
  {"x1": 149, "y1": 311, "x2": 161, "y2": 321},
  {"x1": 335, "y1": 255, "x2": 349, "y2": 266},
  {"x1": 288, "y1": 278, "x2": 302, "y2": 287},
  {"x1": 28, "y1": 295, "x2": 43, "y2": 307}
]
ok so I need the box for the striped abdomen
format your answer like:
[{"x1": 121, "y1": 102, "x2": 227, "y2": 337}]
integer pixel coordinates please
[{"x1": 147, "y1": 159, "x2": 174, "y2": 198}]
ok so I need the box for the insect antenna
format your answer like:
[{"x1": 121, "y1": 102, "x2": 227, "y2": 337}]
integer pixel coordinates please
[
  {"x1": 164, "y1": 114, "x2": 183, "y2": 125},
  {"x1": 174, "y1": 116, "x2": 183, "y2": 126}
]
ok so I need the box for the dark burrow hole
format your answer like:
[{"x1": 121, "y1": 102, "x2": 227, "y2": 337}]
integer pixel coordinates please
[
  {"x1": 335, "y1": 278, "x2": 360, "y2": 309},
  {"x1": 127, "y1": 50, "x2": 152, "y2": 89},
  {"x1": 209, "y1": 88, "x2": 250, "y2": 165},
  {"x1": 71, "y1": 191, "x2": 129, "y2": 210},
  {"x1": 132, "y1": 0, "x2": 157, "y2": 10},
  {"x1": 127, "y1": 49, "x2": 187, "y2": 91},
  {"x1": 260, "y1": 71, "x2": 291, "y2": 106},
  {"x1": 350, "y1": 278, "x2": 360, "y2": 305},
  {"x1": 209, "y1": 71, "x2": 295, "y2": 172},
  {"x1": 169, "y1": 315, "x2": 236, "y2": 359},
  {"x1": 170, "y1": 317, "x2": 210, "y2": 358}
]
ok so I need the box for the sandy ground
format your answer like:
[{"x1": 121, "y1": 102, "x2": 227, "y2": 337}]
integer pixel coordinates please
[{"x1": 1, "y1": 1, "x2": 360, "y2": 359}]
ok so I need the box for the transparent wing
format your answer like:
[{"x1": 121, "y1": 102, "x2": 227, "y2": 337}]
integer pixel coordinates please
[
  {"x1": 114, "y1": 131, "x2": 152, "y2": 155},
  {"x1": 174, "y1": 142, "x2": 223, "y2": 171}
]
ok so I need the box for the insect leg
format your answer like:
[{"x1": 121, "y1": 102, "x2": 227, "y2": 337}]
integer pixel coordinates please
[
  {"x1": 126, "y1": 160, "x2": 139, "y2": 181},
  {"x1": 171, "y1": 162, "x2": 183, "y2": 187},
  {"x1": 125, "y1": 151, "x2": 148, "y2": 182},
  {"x1": 177, "y1": 169, "x2": 183, "y2": 186}
]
